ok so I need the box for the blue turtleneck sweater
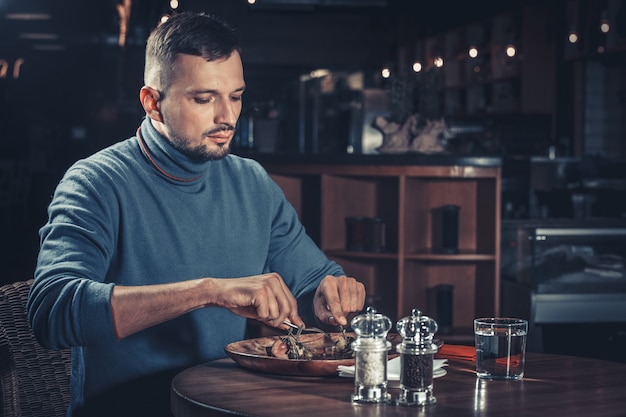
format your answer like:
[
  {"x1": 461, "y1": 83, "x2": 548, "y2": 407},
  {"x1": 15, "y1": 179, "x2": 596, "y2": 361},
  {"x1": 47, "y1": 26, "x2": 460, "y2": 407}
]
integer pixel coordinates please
[{"x1": 28, "y1": 118, "x2": 343, "y2": 414}]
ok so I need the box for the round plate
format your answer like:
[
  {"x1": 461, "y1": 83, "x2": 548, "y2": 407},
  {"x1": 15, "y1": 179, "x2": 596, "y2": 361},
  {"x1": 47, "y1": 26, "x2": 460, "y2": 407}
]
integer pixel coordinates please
[{"x1": 224, "y1": 332, "x2": 402, "y2": 377}]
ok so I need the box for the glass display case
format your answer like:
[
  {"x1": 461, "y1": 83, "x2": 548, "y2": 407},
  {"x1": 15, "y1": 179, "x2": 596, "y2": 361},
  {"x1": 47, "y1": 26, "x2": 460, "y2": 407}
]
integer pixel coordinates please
[{"x1": 501, "y1": 219, "x2": 626, "y2": 363}]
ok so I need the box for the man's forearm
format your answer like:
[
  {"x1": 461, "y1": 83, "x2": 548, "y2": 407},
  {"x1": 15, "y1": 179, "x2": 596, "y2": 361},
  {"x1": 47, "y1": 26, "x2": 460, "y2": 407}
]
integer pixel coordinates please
[{"x1": 110, "y1": 278, "x2": 210, "y2": 339}]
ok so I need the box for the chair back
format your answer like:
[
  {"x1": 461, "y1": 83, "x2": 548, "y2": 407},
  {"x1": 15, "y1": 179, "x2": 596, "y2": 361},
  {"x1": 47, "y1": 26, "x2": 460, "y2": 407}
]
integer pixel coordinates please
[{"x1": 0, "y1": 280, "x2": 71, "y2": 417}]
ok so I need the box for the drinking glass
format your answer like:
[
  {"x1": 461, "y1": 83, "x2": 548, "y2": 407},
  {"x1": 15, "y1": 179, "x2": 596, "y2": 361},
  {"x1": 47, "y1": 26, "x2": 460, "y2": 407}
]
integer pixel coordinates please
[{"x1": 474, "y1": 318, "x2": 528, "y2": 380}]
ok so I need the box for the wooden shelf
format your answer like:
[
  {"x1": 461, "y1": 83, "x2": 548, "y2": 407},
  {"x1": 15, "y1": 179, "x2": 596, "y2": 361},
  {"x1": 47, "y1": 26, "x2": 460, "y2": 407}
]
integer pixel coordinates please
[
  {"x1": 262, "y1": 159, "x2": 501, "y2": 329},
  {"x1": 405, "y1": 251, "x2": 497, "y2": 261},
  {"x1": 325, "y1": 249, "x2": 398, "y2": 260},
  {"x1": 328, "y1": 248, "x2": 496, "y2": 262}
]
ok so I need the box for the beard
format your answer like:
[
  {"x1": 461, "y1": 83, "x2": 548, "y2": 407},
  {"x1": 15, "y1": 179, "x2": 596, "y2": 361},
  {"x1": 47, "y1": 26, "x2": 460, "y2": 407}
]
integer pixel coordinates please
[{"x1": 168, "y1": 127, "x2": 233, "y2": 162}]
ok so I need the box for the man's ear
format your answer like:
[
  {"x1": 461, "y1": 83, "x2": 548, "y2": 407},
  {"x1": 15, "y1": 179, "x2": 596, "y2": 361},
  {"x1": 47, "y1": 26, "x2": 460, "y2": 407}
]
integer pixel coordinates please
[{"x1": 140, "y1": 86, "x2": 163, "y2": 122}]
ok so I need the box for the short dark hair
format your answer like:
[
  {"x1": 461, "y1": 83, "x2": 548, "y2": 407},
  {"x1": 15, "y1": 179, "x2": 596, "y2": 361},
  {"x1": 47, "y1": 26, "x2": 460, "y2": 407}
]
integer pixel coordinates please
[{"x1": 144, "y1": 12, "x2": 241, "y2": 91}]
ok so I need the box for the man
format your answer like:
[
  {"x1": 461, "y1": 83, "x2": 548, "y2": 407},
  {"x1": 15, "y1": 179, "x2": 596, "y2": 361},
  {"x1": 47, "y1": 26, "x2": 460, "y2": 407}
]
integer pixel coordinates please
[{"x1": 28, "y1": 12, "x2": 365, "y2": 417}]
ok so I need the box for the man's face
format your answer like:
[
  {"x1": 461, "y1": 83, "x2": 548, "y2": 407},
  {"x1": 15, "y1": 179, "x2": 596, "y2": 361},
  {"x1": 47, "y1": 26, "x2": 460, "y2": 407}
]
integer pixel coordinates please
[{"x1": 156, "y1": 52, "x2": 245, "y2": 161}]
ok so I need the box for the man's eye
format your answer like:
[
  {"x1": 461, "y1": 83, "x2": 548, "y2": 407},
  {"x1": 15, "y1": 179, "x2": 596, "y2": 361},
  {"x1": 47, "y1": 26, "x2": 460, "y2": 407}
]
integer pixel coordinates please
[
  {"x1": 231, "y1": 96, "x2": 243, "y2": 102},
  {"x1": 194, "y1": 97, "x2": 214, "y2": 104}
]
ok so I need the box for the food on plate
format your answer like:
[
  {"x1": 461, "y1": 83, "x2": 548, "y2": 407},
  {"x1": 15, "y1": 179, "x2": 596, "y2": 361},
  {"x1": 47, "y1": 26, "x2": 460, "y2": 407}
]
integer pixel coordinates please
[
  {"x1": 266, "y1": 326, "x2": 355, "y2": 360},
  {"x1": 268, "y1": 333, "x2": 312, "y2": 360},
  {"x1": 334, "y1": 327, "x2": 353, "y2": 353}
]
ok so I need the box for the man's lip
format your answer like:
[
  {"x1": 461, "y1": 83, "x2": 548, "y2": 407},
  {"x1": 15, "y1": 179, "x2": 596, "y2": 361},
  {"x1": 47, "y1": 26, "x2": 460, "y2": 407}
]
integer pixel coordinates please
[{"x1": 207, "y1": 133, "x2": 232, "y2": 143}]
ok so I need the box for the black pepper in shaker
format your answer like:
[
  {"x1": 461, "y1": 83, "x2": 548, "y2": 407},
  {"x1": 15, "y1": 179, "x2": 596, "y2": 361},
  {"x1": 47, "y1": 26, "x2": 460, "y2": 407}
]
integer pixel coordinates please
[{"x1": 396, "y1": 308, "x2": 439, "y2": 406}]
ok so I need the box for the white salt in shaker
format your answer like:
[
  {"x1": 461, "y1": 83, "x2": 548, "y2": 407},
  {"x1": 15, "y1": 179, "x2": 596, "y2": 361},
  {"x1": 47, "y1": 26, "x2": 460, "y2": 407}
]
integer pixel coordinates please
[
  {"x1": 350, "y1": 306, "x2": 392, "y2": 404},
  {"x1": 396, "y1": 308, "x2": 439, "y2": 406}
]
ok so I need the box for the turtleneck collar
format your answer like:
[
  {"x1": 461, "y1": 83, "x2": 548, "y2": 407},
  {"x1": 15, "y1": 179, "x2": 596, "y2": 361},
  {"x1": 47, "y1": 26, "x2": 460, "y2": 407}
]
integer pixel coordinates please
[{"x1": 136, "y1": 118, "x2": 211, "y2": 184}]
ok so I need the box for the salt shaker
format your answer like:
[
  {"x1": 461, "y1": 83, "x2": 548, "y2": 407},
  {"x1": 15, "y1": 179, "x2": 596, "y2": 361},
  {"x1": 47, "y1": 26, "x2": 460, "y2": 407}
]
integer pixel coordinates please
[
  {"x1": 396, "y1": 308, "x2": 439, "y2": 406},
  {"x1": 350, "y1": 306, "x2": 393, "y2": 404}
]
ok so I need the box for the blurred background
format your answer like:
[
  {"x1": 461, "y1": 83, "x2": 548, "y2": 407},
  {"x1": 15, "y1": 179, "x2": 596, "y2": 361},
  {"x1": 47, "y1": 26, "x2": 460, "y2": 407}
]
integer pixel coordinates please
[{"x1": 2, "y1": 0, "x2": 626, "y2": 288}]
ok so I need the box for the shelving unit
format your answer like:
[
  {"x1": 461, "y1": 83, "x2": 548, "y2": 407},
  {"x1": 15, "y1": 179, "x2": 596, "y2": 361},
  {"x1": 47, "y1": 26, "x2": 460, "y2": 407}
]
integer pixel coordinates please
[
  {"x1": 261, "y1": 157, "x2": 501, "y2": 342},
  {"x1": 414, "y1": 4, "x2": 555, "y2": 118}
]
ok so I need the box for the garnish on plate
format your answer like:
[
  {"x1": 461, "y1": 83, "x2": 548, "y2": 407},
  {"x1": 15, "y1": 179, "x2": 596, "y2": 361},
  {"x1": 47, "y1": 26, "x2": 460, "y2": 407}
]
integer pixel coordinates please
[{"x1": 266, "y1": 324, "x2": 355, "y2": 360}]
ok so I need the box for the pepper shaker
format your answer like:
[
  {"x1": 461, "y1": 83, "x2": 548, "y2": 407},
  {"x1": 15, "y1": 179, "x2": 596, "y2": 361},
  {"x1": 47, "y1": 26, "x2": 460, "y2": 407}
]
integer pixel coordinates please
[
  {"x1": 396, "y1": 308, "x2": 439, "y2": 406},
  {"x1": 350, "y1": 306, "x2": 393, "y2": 404}
]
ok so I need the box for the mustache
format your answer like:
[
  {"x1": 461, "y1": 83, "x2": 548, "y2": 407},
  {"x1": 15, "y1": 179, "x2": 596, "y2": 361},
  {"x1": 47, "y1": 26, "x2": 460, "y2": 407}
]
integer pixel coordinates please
[{"x1": 206, "y1": 125, "x2": 235, "y2": 135}]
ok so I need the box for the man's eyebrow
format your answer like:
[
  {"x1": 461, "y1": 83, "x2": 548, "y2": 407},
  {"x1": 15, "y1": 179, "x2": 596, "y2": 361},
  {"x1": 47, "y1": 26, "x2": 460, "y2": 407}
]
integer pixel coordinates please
[{"x1": 190, "y1": 86, "x2": 246, "y2": 95}]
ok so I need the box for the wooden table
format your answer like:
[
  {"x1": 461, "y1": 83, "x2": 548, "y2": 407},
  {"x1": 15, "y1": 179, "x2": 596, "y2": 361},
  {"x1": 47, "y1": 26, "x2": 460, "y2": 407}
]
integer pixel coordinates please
[{"x1": 171, "y1": 353, "x2": 626, "y2": 417}]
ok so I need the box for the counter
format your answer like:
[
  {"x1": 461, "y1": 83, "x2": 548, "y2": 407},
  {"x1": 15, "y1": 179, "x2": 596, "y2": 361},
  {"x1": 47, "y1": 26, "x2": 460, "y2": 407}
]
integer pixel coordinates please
[{"x1": 235, "y1": 151, "x2": 502, "y2": 168}]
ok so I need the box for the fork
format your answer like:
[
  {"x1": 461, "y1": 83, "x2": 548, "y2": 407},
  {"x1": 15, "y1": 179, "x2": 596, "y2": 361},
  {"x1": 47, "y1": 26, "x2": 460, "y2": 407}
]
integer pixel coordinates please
[{"x1": 282, "y1": 320, "x2": 335, "y2": 343}]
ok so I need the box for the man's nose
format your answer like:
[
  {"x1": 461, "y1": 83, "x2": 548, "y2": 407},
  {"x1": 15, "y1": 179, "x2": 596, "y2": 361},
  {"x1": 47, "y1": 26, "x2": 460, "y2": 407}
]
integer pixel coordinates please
[{"x1": 215, "y1": 99, "x2": 240, "y2": 127}]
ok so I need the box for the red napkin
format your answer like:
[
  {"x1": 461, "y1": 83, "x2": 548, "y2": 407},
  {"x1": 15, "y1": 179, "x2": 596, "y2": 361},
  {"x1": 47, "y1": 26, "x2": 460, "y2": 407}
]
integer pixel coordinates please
[
  {"x1": 436, "y1": 344, "x2": 476, "y2": 362},
  {"x1": 437, "y1": 345, "x2": 522, "y2": 366}
]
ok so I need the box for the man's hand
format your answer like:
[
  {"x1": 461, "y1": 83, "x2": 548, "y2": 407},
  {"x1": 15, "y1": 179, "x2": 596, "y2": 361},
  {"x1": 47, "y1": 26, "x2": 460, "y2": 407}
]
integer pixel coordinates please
[
  {"x1": 313, "y1": 275, "x2": 366, "y2": 328},
  {"x1": 208, "y1": 273, "x2": 302, "y2": 329}
]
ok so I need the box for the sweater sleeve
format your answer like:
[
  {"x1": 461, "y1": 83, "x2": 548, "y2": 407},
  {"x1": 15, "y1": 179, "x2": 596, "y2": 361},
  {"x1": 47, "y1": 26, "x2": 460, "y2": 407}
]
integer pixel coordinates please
[
  {"x1": 28, "y1": 162, "x2": 118, "y2": 350},
  {"x1": 257, "y1": 164, "x2": 345, "y2": 319}
]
